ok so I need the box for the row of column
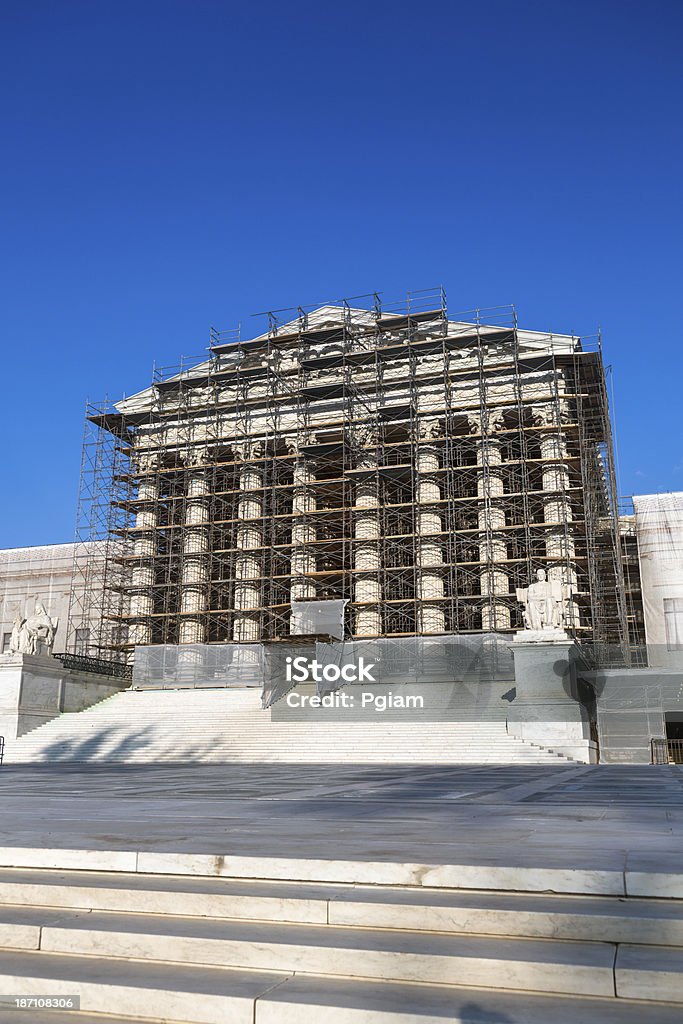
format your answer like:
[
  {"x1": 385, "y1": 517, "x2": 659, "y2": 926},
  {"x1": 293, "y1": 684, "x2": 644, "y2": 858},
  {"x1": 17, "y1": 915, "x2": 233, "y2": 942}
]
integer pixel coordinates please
[
  {"x1": 128, "y1": 406, "x2": 578, "y2": 646},
  {"x1": 351, "y1": 405, "x2": 578, "y2": 636},
  {"x1": 128, "y1": 448, "x2": 265, "y2": 648}
]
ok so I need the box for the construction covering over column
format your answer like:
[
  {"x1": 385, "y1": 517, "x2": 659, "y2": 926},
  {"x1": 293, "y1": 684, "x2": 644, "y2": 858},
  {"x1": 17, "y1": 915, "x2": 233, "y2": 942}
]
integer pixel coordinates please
[
  {"x1": 232, "y1": 444, "x2": 264, "y2": 643},
  {"x1": 290, "y1": 450, "x2": 317, "y2": 603},
  {"x1": 534, "y1": 401, "x2": 579, "y2": 627},
  {"x1": 416, "y1": 419, "x2": 445, "y2": 633},
  {"x1": 178, "y1": 451, "x2": 210, "y2": 645},
  {"x1": 128, "y1": 454, "x2": 158, "y2": 648},
  {"x1": 69, "y1": 289, "x2": 627, "y2": 662},
  {"x1": 352, "y1": 428, "x2": 382, "y2": 637},
  {"x1": 470, "y1": 411, "x2": 510, "y2": 631}
]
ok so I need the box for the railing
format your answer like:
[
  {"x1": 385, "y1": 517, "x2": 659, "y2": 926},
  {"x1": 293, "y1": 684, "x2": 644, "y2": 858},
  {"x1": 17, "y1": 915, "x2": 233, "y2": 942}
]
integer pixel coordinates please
[
  {"x1": 651, "y1": 738, "x2": 683, "y2": 764},
  {"x1": 54, "y1": 653, "x2": 133, "y2": 681}
]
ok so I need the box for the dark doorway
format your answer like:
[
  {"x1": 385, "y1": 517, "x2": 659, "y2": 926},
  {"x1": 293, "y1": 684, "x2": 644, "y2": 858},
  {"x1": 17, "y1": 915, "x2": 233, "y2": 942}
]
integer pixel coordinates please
[{"x1": 665, "y1": 714, "x2": 683, "y2": 762}]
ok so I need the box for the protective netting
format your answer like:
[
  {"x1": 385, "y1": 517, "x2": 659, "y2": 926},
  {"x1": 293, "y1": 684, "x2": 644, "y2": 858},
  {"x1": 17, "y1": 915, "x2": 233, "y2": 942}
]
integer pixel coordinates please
[
  {"x1": 133, "y1": 643, "x2": 263, "y2": 688},
  {"x1": 589, "y1": 662, "x2": 683, "y2": 763},
  {"x1": 263, "y1": 633, "x2": 515, "y2": 708},
  {"x1": 289, "y1": 600, "x2": 347, "y2": 640},
  {"x1": 133, "y1": 632, "x2": 515, "y2": 698},
  {"x1": 316, "y1": 634, "x2": 513, "y2": 692},
  {"x1": 633, "y1": 493, "x2": 683, "y2": 668}
]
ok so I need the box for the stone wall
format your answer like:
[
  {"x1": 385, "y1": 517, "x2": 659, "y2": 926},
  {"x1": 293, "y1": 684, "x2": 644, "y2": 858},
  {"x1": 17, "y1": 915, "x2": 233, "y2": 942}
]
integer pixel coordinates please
[
  {"x1": 0, "y1": 542, "x2": 103, "y2": 656},
  {"x1": 0, "y1": 653, "x2": 129, "y2": 741}
]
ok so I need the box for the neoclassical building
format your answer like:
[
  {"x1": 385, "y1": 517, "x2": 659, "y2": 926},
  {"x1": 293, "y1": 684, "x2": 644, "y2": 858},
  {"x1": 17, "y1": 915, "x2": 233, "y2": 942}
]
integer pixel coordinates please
[
  {"x1": 0, "y1": 542, "x2": 103, "y2": 656},
  {"x1": 74, "y1": 294, "x2": 626, "y2": 660}
]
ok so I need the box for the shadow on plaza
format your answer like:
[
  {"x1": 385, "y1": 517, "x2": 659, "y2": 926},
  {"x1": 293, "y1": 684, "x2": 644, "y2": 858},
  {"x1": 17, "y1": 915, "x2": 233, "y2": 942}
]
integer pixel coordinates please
[{"x1": 452, "y1": 1006, "x2": 514, "y2": 1023}]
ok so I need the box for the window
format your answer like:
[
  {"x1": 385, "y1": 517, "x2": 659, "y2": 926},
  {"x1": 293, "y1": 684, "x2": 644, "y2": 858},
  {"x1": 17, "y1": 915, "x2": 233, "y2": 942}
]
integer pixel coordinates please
[
  {"x1": 1, "y1": 632, "x2": 11, "y2": 653},
  {"x1": 110, "y1": 625, "x2": 129, "y2": 647},
  {"x1": 664, "y1": 598, "x2": 683, "y2": 651},
  {"x1": 74, "y1": 628, "x2": 90, "y2": 655}
]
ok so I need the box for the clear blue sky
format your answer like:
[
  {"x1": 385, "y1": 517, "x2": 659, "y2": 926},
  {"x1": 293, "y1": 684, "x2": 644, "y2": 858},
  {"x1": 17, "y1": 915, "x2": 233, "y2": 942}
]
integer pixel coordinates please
[{"x1": 1, "y1": 0, "x2": 681, "y2": 547}]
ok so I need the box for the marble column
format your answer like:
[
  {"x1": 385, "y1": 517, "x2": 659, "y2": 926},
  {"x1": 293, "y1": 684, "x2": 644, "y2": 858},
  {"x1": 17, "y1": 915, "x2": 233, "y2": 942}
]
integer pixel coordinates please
[
  {"x1": 233, "y1": 444, "x2": 263, "y2": 643},
  {"x1": 129, "y1": 454, "x2": 158, "y2": 647},
  {"x1": 353, "y1": 434, "x2": 382, "y2": 636},
  {"x1": 470, "y1": 412, "x2": 510, "y2": 630},
  {"x1": 178, "y1": 451, "x2": 210, "y2": 645},
  {"x1": 290, "y1": 452, "x2": 317, "y2": 603},
  {"x1": 533, "y1": 403, "x2": 579, "y2": 627},
  {"x1": 416, "y1": 420, "x2": 445, "y2": 633}
]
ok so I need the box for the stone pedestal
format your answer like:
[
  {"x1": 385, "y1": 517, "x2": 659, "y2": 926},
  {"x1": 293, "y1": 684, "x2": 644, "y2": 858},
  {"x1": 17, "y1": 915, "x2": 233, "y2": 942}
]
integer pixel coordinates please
[
  {"x1": 0, "y1": 653, "x2": 129, "y2": 742},
  {"x1": 0, "y1": 653, "x2": 67, "y2": 740},
  {"x1": 508, "y1": 636, "x2": 597, "y2": 763}
]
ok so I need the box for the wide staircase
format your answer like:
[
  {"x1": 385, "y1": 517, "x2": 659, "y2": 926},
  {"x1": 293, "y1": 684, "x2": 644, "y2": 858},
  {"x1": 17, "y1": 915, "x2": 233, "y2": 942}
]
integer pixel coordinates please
[
  {"x1": 0, "y1": 850, "x2": 681, "y2": 1022},
  {"x1": 4, "y1": 687, "x2": 570, "y2": 765}
]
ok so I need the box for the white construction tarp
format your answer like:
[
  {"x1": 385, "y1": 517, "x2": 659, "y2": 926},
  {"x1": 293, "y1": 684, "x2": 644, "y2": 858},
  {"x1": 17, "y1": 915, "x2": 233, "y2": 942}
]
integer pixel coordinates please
[{"x1": 633, "y1": 492, "x2": 683, "y2": 668}]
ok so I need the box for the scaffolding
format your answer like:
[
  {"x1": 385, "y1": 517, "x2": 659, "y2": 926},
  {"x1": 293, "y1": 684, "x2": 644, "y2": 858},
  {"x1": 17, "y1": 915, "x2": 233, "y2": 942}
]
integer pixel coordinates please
[
  {"x1": 66, "y1": 288, "x2": 628, "y2": 663},
  {"x1": 618, "y1": 501, "x2": 648, "y2": 664}
]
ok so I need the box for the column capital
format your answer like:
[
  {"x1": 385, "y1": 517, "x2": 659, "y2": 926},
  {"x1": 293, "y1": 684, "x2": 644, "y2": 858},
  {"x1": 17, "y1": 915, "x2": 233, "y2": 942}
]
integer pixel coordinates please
[
  {"x1": 136, "y1": 451, "x2": 160, "y2": 475},
  {"x1": 467, "y1": 410, "x2": 505, "y2": 435},
  {"x1": 352, "y1": 424, "x2": 379, "y2": 448},
  {"x1": 183, "y1": 445, "x2": 210, "y2": 468},
  {"x1": 234, "y1": 441, "x2": 266, "y2": 461},
  {"x1": 417, "y1": 418, "x2": 443, "y2": 440},
  {"x1": 532, "y1": 401, "x2": 571, "y2": 428}
]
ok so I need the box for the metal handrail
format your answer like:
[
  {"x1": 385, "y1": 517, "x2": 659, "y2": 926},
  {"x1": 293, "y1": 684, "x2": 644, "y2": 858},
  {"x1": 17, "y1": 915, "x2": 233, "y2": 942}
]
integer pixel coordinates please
[
  {"x1": 651, "y1": 737, "x2": 683, "y2": 765},
  {"x1": 54, "y1": 653, "x2": 133, "y2": 681},
  {"x1": 652, "y1": 738, "x2": 669, "y2": 763}
]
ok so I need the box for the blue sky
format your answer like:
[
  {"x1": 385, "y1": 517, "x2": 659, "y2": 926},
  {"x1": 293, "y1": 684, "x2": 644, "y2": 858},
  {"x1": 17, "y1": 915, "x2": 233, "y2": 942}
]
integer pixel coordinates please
[{"x1": 1, "y1": 0, "x2": 681, "y2": 547}]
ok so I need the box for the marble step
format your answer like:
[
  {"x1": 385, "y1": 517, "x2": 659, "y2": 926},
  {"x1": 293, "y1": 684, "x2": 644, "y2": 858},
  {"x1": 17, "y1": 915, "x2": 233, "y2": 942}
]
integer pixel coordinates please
[
  {"x1": 13, "y1": 747, "x2": 531, "y2": 754},
  {"x1": 0, "y1": 869, "x2": 682, "y2": 945},
  {"x1": 9, "y1": 754, "x2": 566, "y2": 765},
  {"x1": 12, "y1": 725, "x2": 515, "y2": 737},
  {"x1": 8, "y1": 747, "x2": 565, "y2": 764},
  {"x1": 0, "y1": 847, "x2": 632, "y2": 896},
  {"x1": 8, "y1": 736, "x2": 545, "y2": 745},
  {"x1": 1, "y1": 949, "x2": 682, "y2": 1024},
  {"x1": 0, "y1": 905, "x2": 618, "y2": 997},
  {"x1": 0, "y1": 948, "x2": 287, "y2": 1024},
  {"x1": 616, "y1": 944, "x2": 683, "y2": 1002},
  {"x1": 256, "y1": 973, "x2": 683, "y2": 1023},
  {"x1": 0, "y1": 1012, "x2": 157, "y2": 1024},
  {"x1": 6, "y1": 689, "x2": 569, "y2": 763}
]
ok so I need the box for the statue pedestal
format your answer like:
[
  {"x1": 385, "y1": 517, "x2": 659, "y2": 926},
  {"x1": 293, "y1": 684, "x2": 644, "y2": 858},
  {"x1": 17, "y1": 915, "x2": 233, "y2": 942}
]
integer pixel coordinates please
[
  {"x1": 512, "y1": 628, "x2": 571, "y2": 644},
  {"x1": 508, "y1": 636, "x2": 597, "y2": 764},
  {"x1": 0, "y1": 653, "x2": 130, "y2": 745},
  {"x1": 0, "y1": 653, "x2": 67, "y2": 741}
]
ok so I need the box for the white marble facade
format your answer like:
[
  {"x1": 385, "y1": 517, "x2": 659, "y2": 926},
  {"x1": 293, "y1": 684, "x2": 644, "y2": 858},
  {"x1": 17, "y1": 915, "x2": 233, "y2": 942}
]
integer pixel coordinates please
[
  {"x1": 633, "y1": 492, "x2": 683, "y2": 668},
  {"x1": 0, "y1": 543, "x2": 102, "y2": 657}
]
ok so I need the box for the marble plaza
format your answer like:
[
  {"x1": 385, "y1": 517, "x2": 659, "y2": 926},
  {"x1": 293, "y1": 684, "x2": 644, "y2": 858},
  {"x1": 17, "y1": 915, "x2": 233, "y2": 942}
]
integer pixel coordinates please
[{"x1": 0, "y1": 763, "x2": 682, "y2": 1022}]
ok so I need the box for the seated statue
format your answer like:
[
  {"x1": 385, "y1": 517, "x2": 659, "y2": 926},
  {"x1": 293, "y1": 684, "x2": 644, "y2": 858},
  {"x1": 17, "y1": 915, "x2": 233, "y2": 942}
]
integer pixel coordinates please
[
  {"x1": 9, "y1": 602, "x2": 58, "y2": 656},
  {"x1": 516, "y1": 569, "x2": 567, "y2": 634}
]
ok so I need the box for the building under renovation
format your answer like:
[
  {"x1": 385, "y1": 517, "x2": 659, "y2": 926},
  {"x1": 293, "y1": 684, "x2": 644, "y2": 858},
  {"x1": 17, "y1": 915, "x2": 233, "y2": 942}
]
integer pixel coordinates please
[{"x1": 68, "y1": 290, "x2": 627, "y2": 664}]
